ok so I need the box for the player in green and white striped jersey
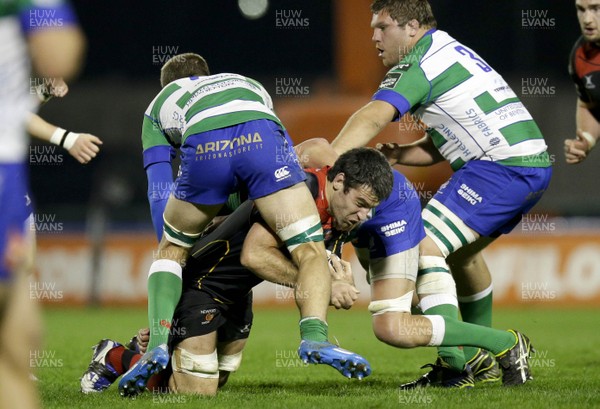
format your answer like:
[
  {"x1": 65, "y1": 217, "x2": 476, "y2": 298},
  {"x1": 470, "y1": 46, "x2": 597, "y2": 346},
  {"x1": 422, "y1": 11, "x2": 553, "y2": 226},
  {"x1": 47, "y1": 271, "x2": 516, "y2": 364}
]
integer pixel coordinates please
[
  {"x1": 1, "y1": 1, "x2": 85, "y2": 407},
  {"x1": 329, "y1": 0, "x2": 551, "y2": 388},
  {"x1": 122, "y1": 54, "x2": 372, "y2": 397}
]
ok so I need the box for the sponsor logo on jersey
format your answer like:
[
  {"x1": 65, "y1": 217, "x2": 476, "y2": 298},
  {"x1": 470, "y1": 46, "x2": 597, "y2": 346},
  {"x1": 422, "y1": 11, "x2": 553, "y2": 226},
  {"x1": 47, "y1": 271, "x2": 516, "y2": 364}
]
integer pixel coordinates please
[
  {"x1": 195, "y1": 132, "x2": 264, "y2": 161},
  {"x1": 274, "y1": 166, "x2": 291, "y2": 181},
  {"x1": 380, "y1": 220, "x2": 407, "y2": 237},
  {"x1": 379, "y1": 72, "x2": 403, "y2": 89},
  {"x1": 457, "y1": 183, "x2": 482, "y2": 205},
  {"x1": 396, "y1": 63, "x2": 412, "y2": 71},
  {"x1": 195, "y1": 132, "x2": 263, "y2": 154}
]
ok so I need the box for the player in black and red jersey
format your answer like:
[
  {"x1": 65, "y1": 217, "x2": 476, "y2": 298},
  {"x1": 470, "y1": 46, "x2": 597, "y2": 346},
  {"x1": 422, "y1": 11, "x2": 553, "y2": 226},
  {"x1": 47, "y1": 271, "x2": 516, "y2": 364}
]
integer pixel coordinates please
[{"x1": 566, "y1": 0, "x2": 600, "y2": 163}]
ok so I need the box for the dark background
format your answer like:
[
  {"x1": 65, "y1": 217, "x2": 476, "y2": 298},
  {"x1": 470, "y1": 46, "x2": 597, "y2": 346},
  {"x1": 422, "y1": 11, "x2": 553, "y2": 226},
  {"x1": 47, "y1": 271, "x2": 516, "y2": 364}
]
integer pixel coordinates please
[
  {"x1": 30, "y1": 0, "x2": 597, "y2": 231},
  {"x1": 72, "y1": 0, "x2": 576, "y2": 82}
]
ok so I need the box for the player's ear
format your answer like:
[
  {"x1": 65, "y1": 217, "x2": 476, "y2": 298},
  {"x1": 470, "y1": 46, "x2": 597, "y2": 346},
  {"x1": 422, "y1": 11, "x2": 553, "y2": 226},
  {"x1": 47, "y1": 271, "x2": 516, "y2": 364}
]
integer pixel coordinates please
[
  {"x1": 406, "y1": 19, "x2": 420, "y2": 34},
  {"x1": 332, "y1": 173, "x2": 345, "y2": 191}
]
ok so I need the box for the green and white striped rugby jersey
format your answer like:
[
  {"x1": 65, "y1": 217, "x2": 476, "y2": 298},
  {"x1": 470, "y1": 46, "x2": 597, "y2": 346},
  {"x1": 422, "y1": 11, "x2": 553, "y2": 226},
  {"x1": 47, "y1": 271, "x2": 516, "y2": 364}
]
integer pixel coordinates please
[
  {"x1": 0, "y1": 0, "x2": 36, "y2": 162},
  {"x1": 142, "y1": 73, "x2": 283, "y2": 151},
  {"x1": 373, "y1": 30, "x2": 550, "y2": 171}
]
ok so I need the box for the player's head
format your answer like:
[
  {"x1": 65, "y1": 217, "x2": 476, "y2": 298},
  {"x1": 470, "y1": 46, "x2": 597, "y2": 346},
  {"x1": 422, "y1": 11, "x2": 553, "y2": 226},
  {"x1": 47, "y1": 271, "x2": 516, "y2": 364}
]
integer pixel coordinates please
[
  {"x1": 370, "y1": 0, "x2": 437, "y2": 67},
  {"x1": 326, "y1": 147, "x2": 393, "y2": 231},
  {"x1": 160, "y1": 53, "x2": 210, "y2": 88},
  {"x1": 576, "y1": 0, "x2": 600, "y2": 43}
]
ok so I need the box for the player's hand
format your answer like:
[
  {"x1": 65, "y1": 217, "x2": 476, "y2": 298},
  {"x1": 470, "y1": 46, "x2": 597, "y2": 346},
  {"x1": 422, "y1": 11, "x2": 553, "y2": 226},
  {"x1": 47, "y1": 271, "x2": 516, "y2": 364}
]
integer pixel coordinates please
[
  {"x1": 48, "y1": 78, "x2": 69, "y2": 98},
  {"x1": 68, "y1": 133, "x2": 103, "y2": 164},
  {"x1": 330, "y1": 280, "x2": 360, "y2": 310},
  {"x1": 36, "y1": 78, "x2": 69, "y2": 103},
  {"x1": 136, "y1": 328, "x2": 150, "y2": 354},
  {"x1": 376, "y1": 142, "x2": 402, "y2": 165},
  {"x1": 564, "y1": 130, "x2": 594, "y2": 164},
  {"x1": 327, "y1": 253, "x2": 353, "y2": 283}
]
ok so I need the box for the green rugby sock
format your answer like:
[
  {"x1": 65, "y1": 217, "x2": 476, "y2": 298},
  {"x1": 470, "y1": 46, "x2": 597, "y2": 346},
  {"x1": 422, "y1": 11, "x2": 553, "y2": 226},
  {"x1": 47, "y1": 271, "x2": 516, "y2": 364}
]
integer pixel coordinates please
[
  {"x1": 441, "y1": 316, "x2": 516, "y2": 356},
  {"x1": 459, "y1": 287, "x2": 493, "y2": 361},
  {"x1": 147, "y1": 270, "x2": 182, "y2": 350},
  {"x1": 423, "y1": 303, "x2": 466, "y2": 371},
  {"x1": 299, "y1": 317, "x2": 328, "y2": 342}
]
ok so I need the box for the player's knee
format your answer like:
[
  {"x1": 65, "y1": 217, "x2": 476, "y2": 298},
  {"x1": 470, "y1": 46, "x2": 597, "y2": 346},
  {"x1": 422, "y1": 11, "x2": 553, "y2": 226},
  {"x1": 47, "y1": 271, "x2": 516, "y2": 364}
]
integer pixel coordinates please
[
  {"x1": 372, "y1": 314, "x2": 420, "y2": 349},
  {"x1": 218, "y1": 351, "x2": 242, "y2": 372},
  {"x1": 290, "y1": 240, "x2": 324, "y2": 264},
  {"x1": 416, "y1": 271, "x2": 456, "y2": 298},
  {"x1": 368, "y1": 292, "x2": 413, "y2": 316},
  {"x1": 417, "y1": 255, "x2": 455, "y2": 298},
  {"x1": 369, "y1": 292, "x2": 419, "y2": 348},
  {"x1": 172, "y1": 347, "x2": 219, "y2": 380},
  {"x1": 372, "y1": 318, "x2": 394, "y2": 345}
]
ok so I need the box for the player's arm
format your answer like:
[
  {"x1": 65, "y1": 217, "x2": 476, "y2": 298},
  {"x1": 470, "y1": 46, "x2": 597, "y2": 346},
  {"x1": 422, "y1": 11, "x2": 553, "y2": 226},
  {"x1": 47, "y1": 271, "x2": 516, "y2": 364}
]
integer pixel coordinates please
[
  {"x1": 377, "y1": 133, "x2": 445, "y2": 166},
  {"x1": 564, "y1": 99, "x2": 599, "y2": 164},
  {"x1": 240, "y1": 221, "x2": 299, "y2": 286},
  {"x1": 240, "y1": 222, "x2": 359, "y2": 308},
  {"x1": 142, "y1": 114, "x2": 175, "y2": 241},
  {"x1": 24, "y1": 2, "x2": 86, "y2": 80},
  {"x1": 145, "y1": 158, "x2": 173, "y2": 242},
  {"x1": 331, "y1": 100, "x2": 397, "y2": 155},
  {"x1": 27, "y1": 113, "x2": 102, "y2": 164},
  {"x1": 295, "y1": 138, "x2": 339, "y2": 168}
]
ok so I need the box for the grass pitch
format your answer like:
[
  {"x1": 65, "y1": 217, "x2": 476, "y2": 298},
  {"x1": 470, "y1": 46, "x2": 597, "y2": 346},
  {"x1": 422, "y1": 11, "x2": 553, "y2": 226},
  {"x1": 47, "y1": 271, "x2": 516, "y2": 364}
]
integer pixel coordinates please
[{"x1": 38, "y1": 305, "x2": 599, "y2": 409}]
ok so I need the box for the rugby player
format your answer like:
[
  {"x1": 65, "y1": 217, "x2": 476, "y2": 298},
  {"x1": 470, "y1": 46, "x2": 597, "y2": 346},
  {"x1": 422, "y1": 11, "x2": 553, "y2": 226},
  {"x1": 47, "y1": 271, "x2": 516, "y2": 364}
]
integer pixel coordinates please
[
  {"x1": 300, "y1": 0, "x2": 551, "y2": 388},
  {"x1": 0, "y1": 1, "x2": 85, "y2": 408},
  {"x1": 265, "y1": 138, "x2": 547, "y2": 390},
  {"x1": 565, "y1": 0, "x2": 600, "y2": 163},
  {"x1": 128, "y1": 53, "x2": 378, "y2": 395}
]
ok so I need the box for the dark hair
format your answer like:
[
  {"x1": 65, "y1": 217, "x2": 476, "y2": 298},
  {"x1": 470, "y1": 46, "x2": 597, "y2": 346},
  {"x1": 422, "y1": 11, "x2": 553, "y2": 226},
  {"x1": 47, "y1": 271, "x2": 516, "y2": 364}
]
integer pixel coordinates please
[
  {"x1": 371, "y1": 0, "x2": 437, "y2": 28},
  {"x1": 328, "y1": 147, "x2": 393, "y2": 202},
  {"x1": 160, "y1": 53, "x2": 210, "y2": 87}
]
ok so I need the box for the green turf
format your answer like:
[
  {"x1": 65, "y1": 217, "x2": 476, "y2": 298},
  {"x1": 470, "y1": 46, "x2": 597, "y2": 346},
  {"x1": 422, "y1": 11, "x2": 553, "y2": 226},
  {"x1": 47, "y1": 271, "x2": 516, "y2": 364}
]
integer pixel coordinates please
[{"x1": 36, "y1": 306, "x2": 600, "y2": 409}]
